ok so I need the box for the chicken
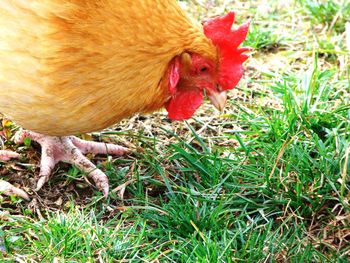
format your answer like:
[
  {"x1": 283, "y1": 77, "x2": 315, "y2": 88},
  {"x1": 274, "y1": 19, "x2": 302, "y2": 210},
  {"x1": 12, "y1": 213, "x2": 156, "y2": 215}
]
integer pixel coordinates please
[{"x1": 0, "y1": 0, "x2": 250, "y2": 200}]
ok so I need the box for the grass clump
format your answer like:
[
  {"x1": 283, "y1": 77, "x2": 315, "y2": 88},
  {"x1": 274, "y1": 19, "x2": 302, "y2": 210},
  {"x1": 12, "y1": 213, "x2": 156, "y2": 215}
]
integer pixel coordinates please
[{"x1": 298, "y1": 0, "x2": 350, "y2": 33}]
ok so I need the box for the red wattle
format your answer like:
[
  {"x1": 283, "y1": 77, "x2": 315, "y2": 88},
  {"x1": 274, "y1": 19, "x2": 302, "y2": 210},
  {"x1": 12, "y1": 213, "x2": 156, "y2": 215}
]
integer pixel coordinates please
[{"x1": 166, "y1": 89, "x2": 203, "y2": 120}]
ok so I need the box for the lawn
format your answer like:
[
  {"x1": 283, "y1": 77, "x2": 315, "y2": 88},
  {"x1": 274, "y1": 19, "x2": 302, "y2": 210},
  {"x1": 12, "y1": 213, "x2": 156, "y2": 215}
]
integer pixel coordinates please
[{"x1": 1, "y1": 0, "x2": 349, "y2": 262}]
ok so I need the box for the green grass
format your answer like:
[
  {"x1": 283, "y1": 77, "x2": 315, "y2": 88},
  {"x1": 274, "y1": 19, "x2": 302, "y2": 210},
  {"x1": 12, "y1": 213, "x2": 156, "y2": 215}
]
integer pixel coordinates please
[
  {"x1": 298, "y1": 0, "x2": 350, "y2": 33},
  {"x1": 1, "y1": 0, "x2": 350, "y2": 262}
]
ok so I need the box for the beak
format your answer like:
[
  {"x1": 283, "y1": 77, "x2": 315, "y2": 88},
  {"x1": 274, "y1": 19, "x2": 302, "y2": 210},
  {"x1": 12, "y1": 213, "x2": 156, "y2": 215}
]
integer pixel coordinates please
[{"x1": 208, "y1": 90, "x2": 227, "y2": 111}]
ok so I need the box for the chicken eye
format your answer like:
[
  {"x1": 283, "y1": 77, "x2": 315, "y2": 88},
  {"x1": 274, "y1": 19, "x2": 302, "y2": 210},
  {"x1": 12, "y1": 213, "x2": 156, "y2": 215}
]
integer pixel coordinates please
[{"x1": 200, "y1": 67, "x2": 208, "y2": 72}]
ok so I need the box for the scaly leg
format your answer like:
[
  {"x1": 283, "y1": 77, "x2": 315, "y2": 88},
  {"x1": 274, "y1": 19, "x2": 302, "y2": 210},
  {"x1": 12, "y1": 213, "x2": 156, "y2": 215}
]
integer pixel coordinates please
[
  {"x1": 12, "y1": 130, "x2": 129, "y2": 198},
  {"x1": 0, "y1": 150, "x2": 30, "y2": 200}
]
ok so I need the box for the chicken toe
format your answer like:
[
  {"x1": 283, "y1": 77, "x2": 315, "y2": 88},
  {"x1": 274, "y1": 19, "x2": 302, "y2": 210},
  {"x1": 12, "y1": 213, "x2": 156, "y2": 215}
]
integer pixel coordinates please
[
  {"x1": 0, "y1": 150, "x2": 20, "y2": 161},
  {"x1": 14, "y1": 130, "x2": 129, "y2": 197},
  {"x1": 0, "y1": 180, "x2": 30, "y2": 201},
  {"x1": 0, "y1": 150, "x2": 30, "y2": 200}
]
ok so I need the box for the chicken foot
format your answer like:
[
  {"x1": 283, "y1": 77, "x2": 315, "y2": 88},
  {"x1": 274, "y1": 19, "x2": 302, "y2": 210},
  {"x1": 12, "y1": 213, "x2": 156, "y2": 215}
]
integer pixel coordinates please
[{"x1": 1, "y1": 130, "x2": 129, "y2": 200}]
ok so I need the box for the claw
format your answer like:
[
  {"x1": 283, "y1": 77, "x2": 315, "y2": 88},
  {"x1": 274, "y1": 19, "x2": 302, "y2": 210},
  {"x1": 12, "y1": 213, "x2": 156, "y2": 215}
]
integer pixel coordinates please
[
  {"x1": 0, "y1": 150, "x2": 20, "y2": 161},
  {"x1": 0, "y1": 150, "x2": 29, "y2": 200},
  {"x1": 0, "y1": 180, "x2": 30, "y2": 200}
]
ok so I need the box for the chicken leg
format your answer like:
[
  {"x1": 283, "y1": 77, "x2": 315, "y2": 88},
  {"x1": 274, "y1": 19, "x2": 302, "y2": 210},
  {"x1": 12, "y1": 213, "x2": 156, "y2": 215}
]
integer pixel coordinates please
[{"x1": 0, "y1": 130, "x2": 129, "y2": 200}]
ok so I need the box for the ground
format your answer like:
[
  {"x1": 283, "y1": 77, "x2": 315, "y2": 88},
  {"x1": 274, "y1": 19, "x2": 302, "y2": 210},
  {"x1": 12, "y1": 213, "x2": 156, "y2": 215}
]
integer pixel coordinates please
[{"x1": 0, "y1": 0, "x2": 349, "y2": 262}]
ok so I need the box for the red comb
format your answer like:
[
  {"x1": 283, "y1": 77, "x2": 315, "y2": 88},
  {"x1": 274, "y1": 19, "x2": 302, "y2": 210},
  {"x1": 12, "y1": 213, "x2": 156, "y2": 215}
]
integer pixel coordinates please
[{"x1": 203, "y1": 12, "x2": 250, "y2": 90}]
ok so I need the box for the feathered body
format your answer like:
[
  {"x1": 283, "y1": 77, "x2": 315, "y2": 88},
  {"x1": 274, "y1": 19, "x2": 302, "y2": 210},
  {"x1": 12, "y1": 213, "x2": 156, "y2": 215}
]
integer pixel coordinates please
[
  {"x1": 0, "y1": 0, "x2": 217, "y2": 135},
  {"x1": 0, "y1": 0, "x2": 250, "y2": 199}
]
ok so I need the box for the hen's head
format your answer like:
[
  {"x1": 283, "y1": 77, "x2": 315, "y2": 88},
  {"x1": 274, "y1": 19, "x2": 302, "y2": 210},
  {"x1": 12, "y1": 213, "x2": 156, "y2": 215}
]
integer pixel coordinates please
[{"x1": 165, "y1": 12, "x2": 250, "y2": 120}]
